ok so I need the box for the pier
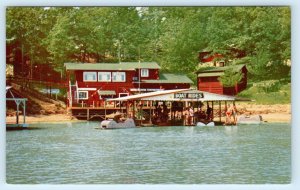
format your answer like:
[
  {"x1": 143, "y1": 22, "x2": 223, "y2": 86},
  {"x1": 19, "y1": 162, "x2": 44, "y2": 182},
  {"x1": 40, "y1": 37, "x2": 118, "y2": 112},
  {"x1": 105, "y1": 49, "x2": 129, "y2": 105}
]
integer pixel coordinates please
[{"x1": 6, "y1": 86, "x2": 28, "y2": 130}]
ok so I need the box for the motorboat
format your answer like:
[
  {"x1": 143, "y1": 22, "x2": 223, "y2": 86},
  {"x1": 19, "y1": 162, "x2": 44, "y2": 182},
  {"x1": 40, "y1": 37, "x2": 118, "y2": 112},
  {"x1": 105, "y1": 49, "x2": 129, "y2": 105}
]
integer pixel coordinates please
[
  {"x1": 237, "y1": 114, "x2": 263, "y2": 125},
  {"x1": 99, "y1": 118, "x2": 136, "y2": 129},
  {"x1": 196, "y1": 121, "x2": 215, "y2": 127}
]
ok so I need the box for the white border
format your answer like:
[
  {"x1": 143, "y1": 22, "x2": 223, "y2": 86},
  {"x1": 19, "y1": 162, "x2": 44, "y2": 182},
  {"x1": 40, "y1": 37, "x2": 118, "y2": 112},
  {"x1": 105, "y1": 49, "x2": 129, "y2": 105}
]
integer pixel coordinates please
[
  {"x1": 1, "y1": 1, "x2": 299, "y2": 190},
  {"x1": 83, "y1": 72, "x2": 97, "y2": 82},
  {"x1": 77, "y1": 91, "x2": 88, "y2": 100},
  {"x1": 98, "y1": 72, "x2": 112, "y2": 82}
]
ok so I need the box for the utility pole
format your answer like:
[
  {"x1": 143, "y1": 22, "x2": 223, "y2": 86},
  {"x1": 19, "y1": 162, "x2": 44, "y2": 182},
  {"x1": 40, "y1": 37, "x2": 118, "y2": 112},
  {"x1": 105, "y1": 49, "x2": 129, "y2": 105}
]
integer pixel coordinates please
[{"x1": 138, "y1": 46, "x2": 141, "y2": 94}]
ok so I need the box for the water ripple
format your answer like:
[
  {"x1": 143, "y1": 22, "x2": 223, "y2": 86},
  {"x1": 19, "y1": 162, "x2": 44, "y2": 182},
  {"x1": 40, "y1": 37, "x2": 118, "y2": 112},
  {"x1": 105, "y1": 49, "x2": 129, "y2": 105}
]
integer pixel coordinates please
[{"x1": 6, "y1": 122, "x2": 291, "y2": 184}]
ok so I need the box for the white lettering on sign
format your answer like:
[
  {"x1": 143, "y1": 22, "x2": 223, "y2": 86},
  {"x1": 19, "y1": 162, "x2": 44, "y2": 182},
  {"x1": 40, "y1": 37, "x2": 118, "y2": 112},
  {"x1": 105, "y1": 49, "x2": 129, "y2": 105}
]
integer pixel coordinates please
[{"x1": 174, "y1": 93, "x2": 204, "y2": 99}]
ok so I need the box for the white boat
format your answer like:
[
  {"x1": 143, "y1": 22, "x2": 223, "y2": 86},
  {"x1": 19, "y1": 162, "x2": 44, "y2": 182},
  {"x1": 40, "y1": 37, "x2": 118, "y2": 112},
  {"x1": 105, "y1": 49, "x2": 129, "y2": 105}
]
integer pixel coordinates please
[
  {"x1": 196, "y1": 121, "x2": 215, "y2": 127},
  {"x1": 237, "y1": 115, "x2": 263, "y2": 125},
  {"x1": 99, "y1": 118, "x2": 136, "y2": 129}
]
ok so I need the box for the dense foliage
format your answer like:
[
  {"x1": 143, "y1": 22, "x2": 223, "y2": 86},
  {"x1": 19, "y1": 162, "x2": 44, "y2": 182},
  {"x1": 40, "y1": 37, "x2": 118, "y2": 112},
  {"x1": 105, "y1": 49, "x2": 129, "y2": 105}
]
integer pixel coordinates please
[{"x1": 6, "y1": 7, "x2": 291, "y2": 82}]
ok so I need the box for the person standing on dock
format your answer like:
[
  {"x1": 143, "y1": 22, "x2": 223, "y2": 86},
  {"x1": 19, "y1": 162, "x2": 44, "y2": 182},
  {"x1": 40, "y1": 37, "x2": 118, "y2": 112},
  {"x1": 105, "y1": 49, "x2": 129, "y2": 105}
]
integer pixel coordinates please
[
  {"x1": 183, "y1": 107, "x2": 189, "y2": 125},
  {"x1": 206, "y1": 105, "x2": 212, "y2": 121},
  {"x1": 225, "y1": 104, "x2": 236, "y2": 125},
  {"x1": 232, "y1": 103, "x2": 238, "y2": 125}
]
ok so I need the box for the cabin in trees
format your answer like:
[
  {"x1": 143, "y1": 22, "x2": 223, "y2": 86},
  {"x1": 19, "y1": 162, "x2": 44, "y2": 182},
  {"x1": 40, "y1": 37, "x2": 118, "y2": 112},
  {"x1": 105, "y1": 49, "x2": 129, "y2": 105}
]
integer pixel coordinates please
[
  {"x1": 197, "y1": 64, "x2": 248, "y2": 95},
  {"x1": 65, "y1": 62, "x2": 193, "y2": 107},
  {"x1": 198, "y1": 48, "x2": 246, "y2": 67}
]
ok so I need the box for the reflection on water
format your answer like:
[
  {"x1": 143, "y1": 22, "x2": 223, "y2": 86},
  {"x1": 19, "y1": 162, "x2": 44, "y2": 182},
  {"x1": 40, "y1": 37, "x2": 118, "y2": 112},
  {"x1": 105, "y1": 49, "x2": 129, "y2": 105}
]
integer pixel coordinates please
[{"x1": 6, "y1": 122, "x2": 291, "y2": 184}]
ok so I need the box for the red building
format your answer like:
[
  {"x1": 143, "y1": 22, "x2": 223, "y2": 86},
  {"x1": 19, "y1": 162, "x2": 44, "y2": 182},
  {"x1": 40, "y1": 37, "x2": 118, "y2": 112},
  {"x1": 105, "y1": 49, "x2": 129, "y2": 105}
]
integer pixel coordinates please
[
  {"x1": 197, "y1": 64, "x2": 247, "y2": 95},
  {"x1": 65, "y1": 62, "x2": 193, "y2": 107},
  {"x1": 198, "y1": 48, "x2": 246, "y2": 67}
]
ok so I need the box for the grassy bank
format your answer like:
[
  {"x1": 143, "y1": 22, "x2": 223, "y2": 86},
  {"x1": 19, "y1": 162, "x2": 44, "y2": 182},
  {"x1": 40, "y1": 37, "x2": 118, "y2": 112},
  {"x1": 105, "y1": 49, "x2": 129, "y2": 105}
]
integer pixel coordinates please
[{"x1": 238, "y1": 80, "x2": 291, "y2": 104}]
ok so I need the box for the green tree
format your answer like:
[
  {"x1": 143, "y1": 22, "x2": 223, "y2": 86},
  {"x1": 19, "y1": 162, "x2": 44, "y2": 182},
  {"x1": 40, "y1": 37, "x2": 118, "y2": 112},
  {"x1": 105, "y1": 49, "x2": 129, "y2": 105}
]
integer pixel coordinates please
[{"x1": 218, "y1": 69, "x2": 243, "y2": 88}]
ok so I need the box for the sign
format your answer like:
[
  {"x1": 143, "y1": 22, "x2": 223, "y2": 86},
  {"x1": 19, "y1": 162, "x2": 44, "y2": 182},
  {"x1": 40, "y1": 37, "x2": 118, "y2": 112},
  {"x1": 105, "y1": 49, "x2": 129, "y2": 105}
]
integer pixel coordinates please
[
  {"x1": 40, "y1": 89, "x2": 60, "y2": 94},
  {"x1": 174, "y1": 93, "x2": 204, "y2": 99}
]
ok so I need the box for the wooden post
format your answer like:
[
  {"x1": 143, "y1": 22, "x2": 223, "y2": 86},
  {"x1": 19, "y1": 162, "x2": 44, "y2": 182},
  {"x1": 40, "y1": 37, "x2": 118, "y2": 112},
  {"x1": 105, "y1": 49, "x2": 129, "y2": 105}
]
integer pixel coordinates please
[
  {"x1": 140, "y1": 101, "x2": 143, "y2": 126},
  {"x1": 212, "y1": 101, "x2": 214, "y2": 121},
  {"x1": 104, "y1": 101, "x2": 107, "y2": 119},
  {"x1": 23, "y1": 100, "x2": 26, "y2": 124},
  {"x1": 126, "y1": 101, "x2": 129, "y2": 118},
  {"x1": 170, "y1": 101, "x2": 172, "y2": 124},
  {"x1": 133, "y1": 101, "x2": 136, "y2": 120},
  {"x1": 16, "y1": 101, "x2": 19, "y2": 124},
  {"x1": 149, "y1": 101, "x2": 153, "y2": 124},
  {"x1": 219, "y1": 101, "x2": 221, "y2": 123},
  {"x1": 87, "y1": 108, "x2": 90, "y2": 120}
]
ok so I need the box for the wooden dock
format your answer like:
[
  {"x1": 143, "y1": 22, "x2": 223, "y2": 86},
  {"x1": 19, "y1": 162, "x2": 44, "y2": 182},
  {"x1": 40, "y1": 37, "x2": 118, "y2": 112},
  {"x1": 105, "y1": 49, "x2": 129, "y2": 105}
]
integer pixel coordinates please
[{"x1": 6, "y1": 123, "x2": 29, "y2": 130}]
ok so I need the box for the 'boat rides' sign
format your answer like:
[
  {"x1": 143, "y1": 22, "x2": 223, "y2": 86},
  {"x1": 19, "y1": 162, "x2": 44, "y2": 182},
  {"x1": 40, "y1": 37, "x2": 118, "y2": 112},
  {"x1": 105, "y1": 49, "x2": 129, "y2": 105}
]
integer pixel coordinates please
[{"x1": 174, "y1": 93, "x2": 204, "y2": 99}]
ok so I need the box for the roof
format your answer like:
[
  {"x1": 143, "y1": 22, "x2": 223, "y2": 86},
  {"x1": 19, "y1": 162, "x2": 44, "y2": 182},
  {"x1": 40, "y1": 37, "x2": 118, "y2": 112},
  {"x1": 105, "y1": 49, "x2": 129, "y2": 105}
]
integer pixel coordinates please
[
  {"x1": 108, "y1": 89, "x2": 189, "y2": 101},
  {"x1": 197, "y1": 72, "x2": 224, "y2": 77},
  {"x1": 197, "y1": 64, "x2": 246, "y2": 74},
  {"x1": 143, "y1": 73, "x2": 193, "y2": 84},
  {"x1": 108, "y1": 89, "x2": 242, "y2": 102},
  {"x1": 64, "y1": 62, "x2": 161, "y2": 71}
]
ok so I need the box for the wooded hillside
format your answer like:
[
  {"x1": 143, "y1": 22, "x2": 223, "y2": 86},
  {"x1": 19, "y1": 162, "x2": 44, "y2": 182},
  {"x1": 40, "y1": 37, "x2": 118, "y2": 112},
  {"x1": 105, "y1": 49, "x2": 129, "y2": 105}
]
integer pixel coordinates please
[{"x1": 6, "y1": 7, "x2": 291, "y2": 83}]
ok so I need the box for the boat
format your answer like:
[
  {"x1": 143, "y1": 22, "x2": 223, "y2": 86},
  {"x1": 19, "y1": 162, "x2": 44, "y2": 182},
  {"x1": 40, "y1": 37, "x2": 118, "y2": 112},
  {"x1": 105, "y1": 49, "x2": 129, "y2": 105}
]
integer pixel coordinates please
[
  {"x1": 237, "y1": 114, "x2": 263, "y2": 125},
  {"x1": 196, "y1": 121, "x2": 215, "y2": 127},
  {"x1": 99, "y1": 118, "x2": 136, "y2": 129}
]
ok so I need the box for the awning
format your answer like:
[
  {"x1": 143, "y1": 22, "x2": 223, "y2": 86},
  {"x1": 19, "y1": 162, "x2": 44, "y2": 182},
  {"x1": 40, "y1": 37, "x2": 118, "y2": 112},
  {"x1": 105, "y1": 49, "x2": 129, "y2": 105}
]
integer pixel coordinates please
[
  {"x1": 98, "y1": 90, "x2": 116, "y2": 96},
  {"x1": 107, "y1": 89, "x2": 189, "y2": 101},
  {"x1": 107, "y1": 89, "x2": 243, "y2": 102}
]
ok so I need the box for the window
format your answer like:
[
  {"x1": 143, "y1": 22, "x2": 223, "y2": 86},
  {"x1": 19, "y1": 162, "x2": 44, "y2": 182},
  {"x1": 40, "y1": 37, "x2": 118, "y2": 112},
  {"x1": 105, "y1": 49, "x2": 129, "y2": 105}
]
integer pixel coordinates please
[
  {"x1": 78, "y1": 91, "x2": 88, "y2": 99},
  {"x1": 83, "y1": 72, "x2": 97, "y2": 82},
  {"x1": 98, "y1": 72, "x2": 111, "y2": 82},
  {"x1": 141, "y1": 69, "x2": 149, "y2": 77},
  {"x1": 112, "y1": 72, "x2": 126, "y2": 82}
]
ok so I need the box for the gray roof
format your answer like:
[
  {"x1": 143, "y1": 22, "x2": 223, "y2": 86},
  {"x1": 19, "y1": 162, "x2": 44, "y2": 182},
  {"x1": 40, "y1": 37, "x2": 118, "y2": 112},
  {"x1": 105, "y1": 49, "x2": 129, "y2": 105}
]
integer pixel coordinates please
[
  {"x1": 197, "y1": 64, "x2": 246, "y2": 74},
  {"x1": 64, "y1": 62, "x2": 161, "y2": 71}
]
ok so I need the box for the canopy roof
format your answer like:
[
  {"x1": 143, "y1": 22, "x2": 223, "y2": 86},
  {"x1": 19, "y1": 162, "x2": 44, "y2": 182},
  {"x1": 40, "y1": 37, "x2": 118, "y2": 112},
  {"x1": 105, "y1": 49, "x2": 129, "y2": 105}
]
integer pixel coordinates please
[
  {"x1": 196, "y1": 64, "x2": 246, "y2": 74},
  {"x1": 197, "y1": 72, "x2": 224, "y2": 77},
  {"x1": 64, "y1": 62, "x2": 161, "y2": 71},
  {"x1": 108, "y1": 89, "x2": 245, "y2": 102}
]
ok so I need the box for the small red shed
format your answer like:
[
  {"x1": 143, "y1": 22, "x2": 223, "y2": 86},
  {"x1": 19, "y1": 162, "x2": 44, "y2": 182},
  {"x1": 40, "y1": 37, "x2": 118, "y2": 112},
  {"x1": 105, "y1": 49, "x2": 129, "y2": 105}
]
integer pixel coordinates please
[{"x1": 197, "y1": 64, "x2": 247, "y2": 95}]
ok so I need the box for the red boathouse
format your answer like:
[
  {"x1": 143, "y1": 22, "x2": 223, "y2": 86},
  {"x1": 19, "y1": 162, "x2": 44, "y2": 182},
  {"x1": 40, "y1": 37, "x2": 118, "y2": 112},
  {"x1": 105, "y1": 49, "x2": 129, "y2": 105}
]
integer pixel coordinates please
[
  {"x1": 197, "y1": 64, "x2": 247, "y2": 95},
  {"x1": 65, "y1": 62, "x2": 193, "y2": 108}
]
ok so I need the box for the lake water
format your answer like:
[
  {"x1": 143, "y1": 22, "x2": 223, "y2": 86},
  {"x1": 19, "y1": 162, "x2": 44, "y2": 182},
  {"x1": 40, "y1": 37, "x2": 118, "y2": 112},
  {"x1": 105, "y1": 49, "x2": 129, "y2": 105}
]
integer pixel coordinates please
[{"x1": 6, "y1": 122, "x2": 291, "y2": 184}]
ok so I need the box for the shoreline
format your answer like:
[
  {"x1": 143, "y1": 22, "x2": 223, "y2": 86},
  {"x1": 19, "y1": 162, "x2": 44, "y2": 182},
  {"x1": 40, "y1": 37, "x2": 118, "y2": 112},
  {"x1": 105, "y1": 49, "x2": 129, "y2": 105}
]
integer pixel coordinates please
[
  {"x1": 6, "y1": 104, "x2": 291, "y2": 124},
  {"x1": 6, "y1": 114, "x2": 79, "y2": 124}
]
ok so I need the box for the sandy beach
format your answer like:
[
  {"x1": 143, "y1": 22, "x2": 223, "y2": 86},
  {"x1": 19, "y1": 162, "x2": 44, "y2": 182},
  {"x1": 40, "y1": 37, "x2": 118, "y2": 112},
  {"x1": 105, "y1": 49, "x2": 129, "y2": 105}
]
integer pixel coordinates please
[
  {"x1": 237, "y1": 103, "x2": 291, "y2": 123},
  {"x1": 6, "y1": 114, "x2": 78, "y2": 124},
  {"x1": 6, "y1": 103, "x2": 291, "y2": 124}
]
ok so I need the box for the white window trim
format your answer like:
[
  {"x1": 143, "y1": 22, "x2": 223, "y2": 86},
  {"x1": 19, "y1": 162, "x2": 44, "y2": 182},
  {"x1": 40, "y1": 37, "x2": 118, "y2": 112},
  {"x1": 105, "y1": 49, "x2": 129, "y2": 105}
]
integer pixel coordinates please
[
  {"x1": 78, "y1": 88, "x2": 97, "y2": 91},
  {"x1": 98, "y1": 72, "x2": 111, "y2": 82},
  {"x1": 78, "y1": 91, "x2": 88, "y2": 100},
  {"x1": 112, "y1": 72, "x2": 126, "y2": 82},
  {"x1": 141, "y1": 68, "x2": 149, "y2": 77},
  {"x1": 83, "y1": 72, "x2": 97, "y2": 82}
]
